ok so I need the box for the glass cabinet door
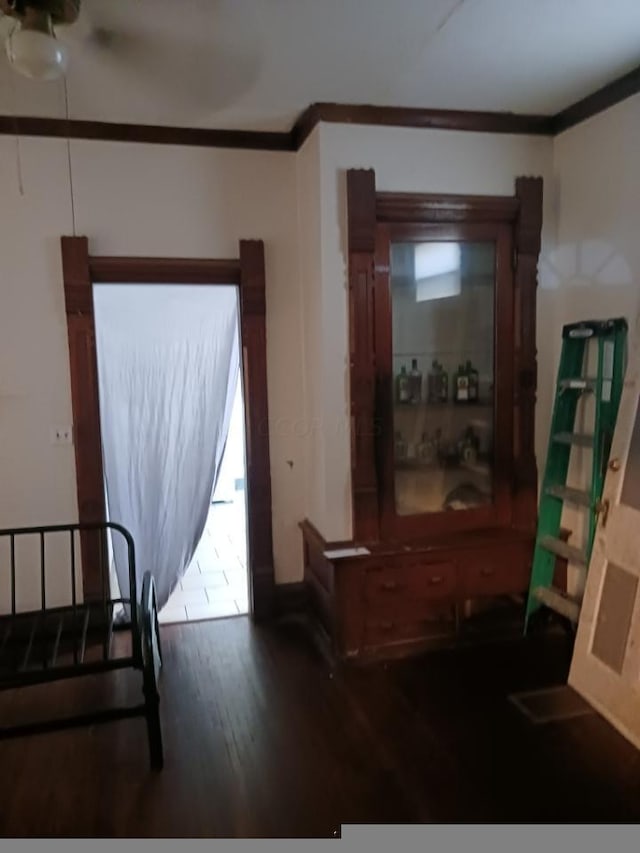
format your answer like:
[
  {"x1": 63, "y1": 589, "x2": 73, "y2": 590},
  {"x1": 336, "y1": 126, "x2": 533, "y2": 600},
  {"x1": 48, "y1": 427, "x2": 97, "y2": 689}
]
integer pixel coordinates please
[{"x1": 389, "y1": 240, "x2": 496, "y2": 516}]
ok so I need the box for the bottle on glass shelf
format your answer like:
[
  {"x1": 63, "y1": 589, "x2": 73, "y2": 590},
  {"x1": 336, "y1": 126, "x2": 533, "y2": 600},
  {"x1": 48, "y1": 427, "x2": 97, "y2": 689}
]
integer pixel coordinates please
[
  {"x1": 396, "y1": 365, "x2": 410, "y2": 404},
  {"x1": 428, "y1": 360, "x2": 448, "y2": 403},
  {"x1": 409, "y1": 358, "x2": 422, "y2": 404},
  {"x1": 394, "y1": 431, "x2": 407, "y2": 461},
  {"x1": 459, "y1": 426, "x2": 479, "y2": 466},
  {"x1": 434, "y1": 427, "x2": 443, "y2": 466},
  {"x1": 439, "y1": 364, "x2": 449, "y2": 403},
  {"x1": 466, "y1": 360, "x2": 479, "y2": 403},
  {"x1": 454, "y1": 363, "x2": 469, "y2": 403},
  {"x1": 418, "y1": 431, "x2": 436, "y2": 466},
  {"x1": 427, "y1": 360, "x2": 439, "y2": 403}
]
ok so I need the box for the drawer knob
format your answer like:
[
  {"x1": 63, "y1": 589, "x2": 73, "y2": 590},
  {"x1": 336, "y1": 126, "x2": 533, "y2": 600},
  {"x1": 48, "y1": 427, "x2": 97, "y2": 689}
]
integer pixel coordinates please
[
  {"x1": 429, "y1": 575, "x2": 444, "y2": 585},
  {"x1": 381, "y1": 580, "x2": 398, "y2": 591}
]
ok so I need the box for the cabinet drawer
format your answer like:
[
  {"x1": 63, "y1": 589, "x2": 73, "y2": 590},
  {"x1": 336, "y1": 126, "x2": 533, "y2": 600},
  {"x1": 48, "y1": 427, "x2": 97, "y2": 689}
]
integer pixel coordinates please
[
  {"x1": 363, "y1": 605, "x2": 456, "y2": 649},
  {"x1": 461, "y1": 546, "x2": 530, "y2": 597},
  {"x1": 365, "y1": 561, "x2": 457, "y2": 620}
]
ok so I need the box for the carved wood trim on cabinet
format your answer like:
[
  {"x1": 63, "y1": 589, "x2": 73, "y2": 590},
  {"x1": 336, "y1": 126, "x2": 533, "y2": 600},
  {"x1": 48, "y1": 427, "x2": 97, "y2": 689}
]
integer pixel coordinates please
[
  {"x1": 376, "y1": 192, "x2": 520, "y2": 225},
  {"x1": 346, "y1": 171, "x2": 542, "y2": 543},
  {"x1": 347, "y1": 170, "x2": 380, "y2": 542},
  {"x1": 513, "y1": 177, "x2": 543, "y2": 532},
  {"x1": 61, "y1": 238, "x2": 275, "y2": 616}
]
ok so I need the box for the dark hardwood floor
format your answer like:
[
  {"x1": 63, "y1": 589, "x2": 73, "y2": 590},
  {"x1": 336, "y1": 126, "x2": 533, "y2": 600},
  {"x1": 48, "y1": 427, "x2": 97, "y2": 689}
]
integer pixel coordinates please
[{"x1": 1, "y1": 614, "x2": 639, "y2": 837}]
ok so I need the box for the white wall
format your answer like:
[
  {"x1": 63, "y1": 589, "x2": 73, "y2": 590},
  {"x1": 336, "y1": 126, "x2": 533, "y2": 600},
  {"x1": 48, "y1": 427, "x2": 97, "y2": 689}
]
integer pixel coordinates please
[
  {"x1": 296, "y1": 130, "x2": 325, "y2": 533},
  {"x1": 2, "y1": 97, "x2": 636, "y2": 602},
  {"x1": 549, "y1": 93, "x2": 640, "y2": 569},
  {"x1": 308, "y1": 122, "x2": 556, "y2": 541},
  {"x1": 552, "y1": 94, "x2": 640, "y2": 345},
  {"x1": 0, "y1": 137, "x2": 304, "y2": 600}
]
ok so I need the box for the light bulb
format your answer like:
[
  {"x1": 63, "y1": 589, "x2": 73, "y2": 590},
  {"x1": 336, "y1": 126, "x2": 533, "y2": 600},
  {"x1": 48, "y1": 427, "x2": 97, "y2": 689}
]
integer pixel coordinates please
[{"x1": 5, "y1": 13, "x2": 68, "y2": 81}]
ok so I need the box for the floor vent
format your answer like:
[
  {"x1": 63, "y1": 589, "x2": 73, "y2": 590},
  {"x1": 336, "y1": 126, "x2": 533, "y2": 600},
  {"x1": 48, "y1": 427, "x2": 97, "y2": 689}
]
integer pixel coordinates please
[{"x1": 508, "y1": 685, "x2": 594, "y2": 724}]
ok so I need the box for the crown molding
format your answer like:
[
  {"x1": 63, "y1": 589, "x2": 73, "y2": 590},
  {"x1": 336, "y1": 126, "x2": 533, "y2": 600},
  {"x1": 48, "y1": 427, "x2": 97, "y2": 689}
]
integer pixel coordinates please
[
  {"x1": 552, "y1": 63, "x2": 640, "y2": 134},
  {"x1": 1, "y1": 62, "x2": 638, "y2": 151},
  {"x1": 292, "y1": 102, "x2": 554, "y2": 148},
  {"x1": 0, "y1": 115, "x2": 295, "y2": 151}
]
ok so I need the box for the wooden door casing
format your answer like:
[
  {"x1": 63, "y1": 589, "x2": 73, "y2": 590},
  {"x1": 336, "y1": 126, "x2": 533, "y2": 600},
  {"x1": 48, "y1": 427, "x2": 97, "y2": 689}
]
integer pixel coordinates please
[{"x1": 60, "y1": 237, "x2": 275, "y2": 618}]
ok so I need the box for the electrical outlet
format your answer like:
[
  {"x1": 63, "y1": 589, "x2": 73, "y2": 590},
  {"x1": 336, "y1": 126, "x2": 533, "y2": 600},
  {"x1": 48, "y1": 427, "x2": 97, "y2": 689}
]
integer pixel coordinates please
[{"x1": 51, "y1": 426, "x2": 73, "y2": 445}]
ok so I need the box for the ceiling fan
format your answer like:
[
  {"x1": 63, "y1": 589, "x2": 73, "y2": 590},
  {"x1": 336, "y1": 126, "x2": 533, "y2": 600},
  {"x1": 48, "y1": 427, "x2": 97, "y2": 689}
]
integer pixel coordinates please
[
  {"x1": 0, "y1": 0, "x2": 79, "y2": 80},
  {"x1": 0, "y1": 0, "x2": 261, "y2": 114}
]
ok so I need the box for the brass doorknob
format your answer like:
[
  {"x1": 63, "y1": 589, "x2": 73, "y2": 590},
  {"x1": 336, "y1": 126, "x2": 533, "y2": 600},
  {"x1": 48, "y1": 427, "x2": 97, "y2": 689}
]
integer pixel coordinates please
[{"x1": 608, "y1": 458, "x2": 621, "y2": 472}]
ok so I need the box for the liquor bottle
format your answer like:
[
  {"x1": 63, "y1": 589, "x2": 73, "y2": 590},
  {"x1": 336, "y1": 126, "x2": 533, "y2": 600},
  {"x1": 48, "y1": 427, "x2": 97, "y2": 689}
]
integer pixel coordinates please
[
  {"x1": 459, "y1": 426, "x2": 479, "y2": 465},
  {"x1": 428, "y1": 360, "x2": 449, "y2": 403},
  {"x1": 396, "y1": 365, "x2": 410, "y2": 404},
  {"x1": 466, "y1": 360, "x2": 479, "y2": 403},
  {"x1": 418, "y1": 431, "x2": 436, "y2": 465},
  {"x1": 427, "y1": 360, "x2": 440, "y2": 404},
  {"x1": 434, "y1": 427, "x2": 443, "y2": 466},
  {"x1": 454, "y1": 363, "x2": 469, "y2": 403},
  {"x1": 409, "y1": 358, "x2": 422, "y2": 404},
  {"x1": 394, "y1": 431, "x2": 407, "y2": 460},
  {"x1": 439, "y1": 365, "x2": 448, "y2": 403}
]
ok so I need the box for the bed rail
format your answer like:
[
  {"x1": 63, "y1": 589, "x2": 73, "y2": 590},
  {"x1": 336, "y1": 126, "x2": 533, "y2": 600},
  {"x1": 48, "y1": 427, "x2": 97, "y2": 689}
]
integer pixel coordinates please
[
  {"x1": 0, "y1": 521, "x2": 140, "y2": 678},
  {"x1": 0, "y1": 521, "x2": 163, "y2": 769}
]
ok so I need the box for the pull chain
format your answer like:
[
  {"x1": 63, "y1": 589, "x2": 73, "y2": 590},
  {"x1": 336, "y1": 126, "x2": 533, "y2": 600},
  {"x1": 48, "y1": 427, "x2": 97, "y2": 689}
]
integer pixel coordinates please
[
  {"x1": 6, "y1": 21, "x2": 24, "y2": 196},
  {"x1": 63, "y1": 73, "x2": 76, "y2": 236}
]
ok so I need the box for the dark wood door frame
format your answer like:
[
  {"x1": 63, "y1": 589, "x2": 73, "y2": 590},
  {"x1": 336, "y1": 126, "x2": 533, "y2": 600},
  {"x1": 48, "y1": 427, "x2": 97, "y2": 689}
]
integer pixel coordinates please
[{"x1": 60, "y1": 237, "x2": 275, "y2": 619}]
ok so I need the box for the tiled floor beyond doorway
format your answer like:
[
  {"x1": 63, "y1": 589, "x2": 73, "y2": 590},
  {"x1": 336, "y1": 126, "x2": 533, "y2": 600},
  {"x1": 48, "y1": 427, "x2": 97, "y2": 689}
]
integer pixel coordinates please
[{"x1": 159, "y1": 499, "x2": 248, "y2": 625}]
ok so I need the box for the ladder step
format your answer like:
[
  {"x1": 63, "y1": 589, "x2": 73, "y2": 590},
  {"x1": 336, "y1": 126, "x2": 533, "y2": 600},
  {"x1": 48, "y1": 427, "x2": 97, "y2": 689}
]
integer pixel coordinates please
[
  {"x1": 544, "y1": 484, "x2": 592, "y2": 507},
  {"x1": 533, "y1": 587, "x2": 581, "y2": 623},
  {"x1": 563, "y1": 318, "x2": 628, "y2": 339},
  {"x1": 539, "y1": 535, "x2": 588, "y2": 565},
  {"x1": 552, "y1": 431, "x2": 594, "y2": 448},
  {"x1": 525, "y1": 316, "x2": 628, "y2": 636},
  {"x1": 558, "y1": 377, "x2": 597, "y2": 392}
]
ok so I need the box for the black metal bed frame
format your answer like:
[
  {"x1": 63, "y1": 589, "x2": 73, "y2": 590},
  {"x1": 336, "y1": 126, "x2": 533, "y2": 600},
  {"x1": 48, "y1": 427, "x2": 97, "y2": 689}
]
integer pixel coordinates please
[{"x1": 0, "y1": 521, "x2": 163, "y2": 770}]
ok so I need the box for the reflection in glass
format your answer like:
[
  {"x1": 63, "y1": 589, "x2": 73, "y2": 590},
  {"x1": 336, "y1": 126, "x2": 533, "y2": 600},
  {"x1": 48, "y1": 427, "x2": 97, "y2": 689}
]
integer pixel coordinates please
[{"x1": 391, "y1": 241, "x2": 495, "y2": 515}]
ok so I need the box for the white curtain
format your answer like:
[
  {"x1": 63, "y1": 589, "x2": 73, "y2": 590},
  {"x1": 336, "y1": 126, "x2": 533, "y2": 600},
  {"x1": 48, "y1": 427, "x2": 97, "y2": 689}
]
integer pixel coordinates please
[{"x1": 93, "y1": 284, "x2": 240, "y2": 613}]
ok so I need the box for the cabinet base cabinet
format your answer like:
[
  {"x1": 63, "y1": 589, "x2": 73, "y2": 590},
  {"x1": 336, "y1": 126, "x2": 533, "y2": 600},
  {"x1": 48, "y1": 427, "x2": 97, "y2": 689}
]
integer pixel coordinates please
[{"x1": 300, "y1": 520, "x2": 533, "y2": 663}]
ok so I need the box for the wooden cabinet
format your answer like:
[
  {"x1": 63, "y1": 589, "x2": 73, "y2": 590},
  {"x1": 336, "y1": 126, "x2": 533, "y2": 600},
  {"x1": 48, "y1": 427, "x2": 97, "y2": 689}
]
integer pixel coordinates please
[
  {"x1": 302, "y1": 522, "x2": 535, "y2": 661},
  {"x1": 301, "y1": 169, "x2": 543, "y2": 662}
]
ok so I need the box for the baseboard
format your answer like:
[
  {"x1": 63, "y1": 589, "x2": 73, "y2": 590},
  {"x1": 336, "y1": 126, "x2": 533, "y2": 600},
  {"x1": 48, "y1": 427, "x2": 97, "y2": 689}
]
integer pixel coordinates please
[
  {"x1": 273, "y1": 581, "x2": 308, "y2": 617},
  {"x1": 271, "y1": 584, "x2": 336, "y2": 669}
]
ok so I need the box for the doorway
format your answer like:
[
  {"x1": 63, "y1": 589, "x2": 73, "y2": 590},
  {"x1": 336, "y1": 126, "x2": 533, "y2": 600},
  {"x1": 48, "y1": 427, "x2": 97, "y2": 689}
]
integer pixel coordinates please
[
  {"x1": 93, "y1": 283, "x2": 249, "y2": 624},
  {"x1": 61, "y1": 238, "x2": 275, "y2": 619},
  {"x1": 161, "y1": 377, "x2": 250, "y2": 624}
]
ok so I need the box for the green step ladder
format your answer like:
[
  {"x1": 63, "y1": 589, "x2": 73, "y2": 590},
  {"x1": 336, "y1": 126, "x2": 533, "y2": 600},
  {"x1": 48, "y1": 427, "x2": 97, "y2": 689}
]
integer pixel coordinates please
[{"x1": 524, "y1": 317, "x2": 628, "y2": 632}]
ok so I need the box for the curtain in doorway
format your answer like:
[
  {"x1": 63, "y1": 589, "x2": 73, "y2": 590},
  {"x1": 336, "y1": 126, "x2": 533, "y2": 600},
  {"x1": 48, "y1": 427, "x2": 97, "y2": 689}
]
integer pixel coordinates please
[{"x1": 93, "y1": 284, "x2": 240, "y2": 613}]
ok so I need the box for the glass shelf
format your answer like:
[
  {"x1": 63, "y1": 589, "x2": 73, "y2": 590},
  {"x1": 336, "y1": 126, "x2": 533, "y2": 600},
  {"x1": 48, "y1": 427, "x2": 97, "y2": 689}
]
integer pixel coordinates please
[
  {"x1": 394, "y1": 401, "x2": 492, "y2": 410},
  {"x1": 390, "y1": 240, "x2": 495, "y2": 516},
  {"x1": 396, "y1": 457, "x2": 492, "y2": 474}
]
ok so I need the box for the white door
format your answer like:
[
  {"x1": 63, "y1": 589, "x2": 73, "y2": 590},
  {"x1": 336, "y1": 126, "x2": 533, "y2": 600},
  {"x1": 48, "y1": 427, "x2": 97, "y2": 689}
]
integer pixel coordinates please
[{"x1": 569, "y1": 334, "x2": 640, "y2": 749}]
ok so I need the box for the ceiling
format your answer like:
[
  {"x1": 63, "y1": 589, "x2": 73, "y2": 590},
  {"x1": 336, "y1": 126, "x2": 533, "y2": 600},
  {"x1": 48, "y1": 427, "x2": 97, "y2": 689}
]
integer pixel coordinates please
[{"x1": 0, "y1": 0, "x2": 639, "y2": 131}]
